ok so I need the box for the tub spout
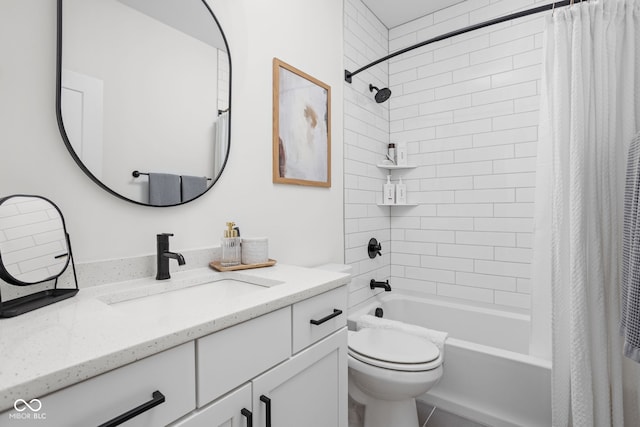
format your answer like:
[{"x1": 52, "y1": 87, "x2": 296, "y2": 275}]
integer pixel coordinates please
[{"x1": 370, "y1": 279, "x2": 391, "y2": 292}]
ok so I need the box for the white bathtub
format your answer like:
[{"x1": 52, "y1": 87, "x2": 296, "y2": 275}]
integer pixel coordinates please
[{"x1": 348, "y1": 293, "x2": 552, "y2": 427}]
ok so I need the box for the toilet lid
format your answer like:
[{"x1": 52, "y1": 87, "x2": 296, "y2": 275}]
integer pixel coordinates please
[{"x1": 349, "y1": 328, "x2": 439, "y2": 365}]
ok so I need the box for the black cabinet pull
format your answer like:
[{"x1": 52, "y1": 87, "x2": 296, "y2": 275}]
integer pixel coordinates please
[
  {"x1": 241, "y1": 408, "x2": 253, "y2": 427},
  {"x1": 260, "y1": 395, "x2": 271, "y2": 427},
  {"x1": 97, "y1": 390, "x2": 165, "y2": 427},
  {"x1": 310, "y1": 308, "x2": 343, "y2": 325}
]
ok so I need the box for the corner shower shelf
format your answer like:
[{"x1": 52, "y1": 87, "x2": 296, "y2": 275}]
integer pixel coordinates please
[{"x1": 376, "y1": 164, "x2": 417, "y2": 170}]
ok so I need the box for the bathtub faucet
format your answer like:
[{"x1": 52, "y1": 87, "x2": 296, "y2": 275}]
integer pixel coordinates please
[{"x1": 370, "y1": 279, "x2": 391, "y2": 292}]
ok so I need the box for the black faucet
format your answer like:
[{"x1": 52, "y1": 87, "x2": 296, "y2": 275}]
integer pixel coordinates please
[
  {"x1": 156, "y1": 233, "x2": 185, "y2": 280},
  {"x1": 370, "y1": 279, "x2": 391, "y2": 292}
]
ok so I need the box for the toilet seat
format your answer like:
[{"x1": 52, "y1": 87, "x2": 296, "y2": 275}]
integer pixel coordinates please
[{"x1": 348, "y1": 329, "x2": 441, "y2": 372}]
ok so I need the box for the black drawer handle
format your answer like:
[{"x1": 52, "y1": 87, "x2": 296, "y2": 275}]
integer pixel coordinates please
[
  {"x1": 97, "y1": 390, "x2": 165, "y2": 427},
  {"x1": 310, "y1": 308, "x2": 343, "y2": 325},
  {"x1": 241, "y1": 408, "x2": 253, "y2": 427},
  {"x1": 260, "y1": 395, "x2": 271, "y2": 427}
]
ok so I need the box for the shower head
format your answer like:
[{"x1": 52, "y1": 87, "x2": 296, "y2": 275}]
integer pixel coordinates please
[{"x1": 369, "y1": 84, "x2": 392, "y2": 103}]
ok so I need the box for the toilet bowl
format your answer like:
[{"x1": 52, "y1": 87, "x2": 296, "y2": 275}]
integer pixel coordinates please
[{"x1": 348, "y1": 328, "x2": 443, "y2": 427}]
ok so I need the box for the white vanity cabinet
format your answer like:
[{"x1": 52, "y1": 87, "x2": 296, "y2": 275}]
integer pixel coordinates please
[
  {"x1": 0, "y1": 342, "x2": 196, "y2": 427},
  {"x1": 174, "y1": 285, "x2": 348, "y2": 427}
]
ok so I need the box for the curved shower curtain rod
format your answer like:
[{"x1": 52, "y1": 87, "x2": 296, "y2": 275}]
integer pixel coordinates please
[{"x1": 344, "y1": 0, "x2": 586, "y2": 83}]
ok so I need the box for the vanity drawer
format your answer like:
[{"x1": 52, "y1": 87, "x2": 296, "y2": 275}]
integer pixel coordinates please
[
  {"x1": 292, "y1": 286, "x2": 347, "y2": 353},
  {"x1": 0, "y1": 342, "x2": 196, "y2": 427},
  {"x1": 196, "y1": 307, "x2": 291, "y2": 407}
]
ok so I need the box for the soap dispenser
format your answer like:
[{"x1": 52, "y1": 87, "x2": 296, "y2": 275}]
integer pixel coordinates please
[
  {"x1": 221, "y1": 222, "x2": 241, "y2": 267},
  {"x1": 383, "y1": 175, "x2": 395, "y2": 205}
]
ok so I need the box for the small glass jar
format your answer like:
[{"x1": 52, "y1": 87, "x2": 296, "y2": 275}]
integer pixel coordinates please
[{"x1": 221, "y1": 237, "x2": 241, "y2": 267}]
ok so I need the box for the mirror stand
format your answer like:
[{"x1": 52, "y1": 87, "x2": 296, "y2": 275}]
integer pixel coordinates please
[{"x1": 0, "y1": 232, "x2": 79, "y2": 318}]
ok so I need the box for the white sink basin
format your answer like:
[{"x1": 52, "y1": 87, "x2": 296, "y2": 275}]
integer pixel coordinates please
[{"x1": 105, "y1": 278, "x2": 270, "y2": 315}]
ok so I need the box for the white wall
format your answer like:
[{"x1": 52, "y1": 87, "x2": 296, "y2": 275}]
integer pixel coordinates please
[{"x1": 0, "y1": 0, "x2": 344, "y2": 267}]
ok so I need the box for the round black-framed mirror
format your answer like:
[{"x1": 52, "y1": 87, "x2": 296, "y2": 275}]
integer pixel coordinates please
[
  {"x1": 0, "y1": 195, "x2": 71, "y2": 286},
  {"x1": 55, "y1": 0, "x2": 232, "y2": 207}
]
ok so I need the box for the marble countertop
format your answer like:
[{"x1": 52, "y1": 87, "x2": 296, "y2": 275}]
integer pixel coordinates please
[{"x1": 0, "y1": 264, "x2": 350, "y2": 412}]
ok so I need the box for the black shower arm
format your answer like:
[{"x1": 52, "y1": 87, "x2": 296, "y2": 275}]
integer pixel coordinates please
[{"x1": 344, "y1": 0, "x2": 586, "y2": 83}]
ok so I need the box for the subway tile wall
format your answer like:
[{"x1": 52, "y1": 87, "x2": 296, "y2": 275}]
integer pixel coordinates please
[
  {"x1": 345, "y1": 0, "x2": 545, "y2": 311},
  {"x1": 344, "y1": 0, "x2": 391, "y2": 307}
]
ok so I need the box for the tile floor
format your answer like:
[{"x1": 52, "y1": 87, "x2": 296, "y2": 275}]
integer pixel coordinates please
[{"x1": 349, "y1": 397, "x2": 488, "y2": 427}]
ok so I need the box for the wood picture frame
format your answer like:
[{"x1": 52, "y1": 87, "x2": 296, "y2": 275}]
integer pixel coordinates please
[{"x1": 273, "y1": 58, "x2": 331, "y2": 187}]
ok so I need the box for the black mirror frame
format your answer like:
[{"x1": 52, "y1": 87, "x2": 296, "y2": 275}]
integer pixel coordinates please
[{"x1": 55, "y1": 0, "x2": 233, "y2": 207}]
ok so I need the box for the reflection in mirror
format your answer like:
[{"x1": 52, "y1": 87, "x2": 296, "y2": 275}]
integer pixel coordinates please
[
  {"x1": 57, "y1": 0, "x2": 231, "y2": 206},
  {"x1": 0, "y1": 195, "x2": 70, "y2": 285}
]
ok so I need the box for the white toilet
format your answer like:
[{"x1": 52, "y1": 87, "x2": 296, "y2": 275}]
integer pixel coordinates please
[{"x1": 348, "y1": 328, "x2": 443, "y2": 427}]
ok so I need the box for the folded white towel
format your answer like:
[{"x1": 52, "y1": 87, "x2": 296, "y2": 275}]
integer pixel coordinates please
[{"x1": 356, "y1": 314, "x2": 448, "y2": 356}]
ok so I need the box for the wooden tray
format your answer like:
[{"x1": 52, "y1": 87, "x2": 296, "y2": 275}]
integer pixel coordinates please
[{"x1": 209, "y1": 259, "x2": 277, "y2": 272}]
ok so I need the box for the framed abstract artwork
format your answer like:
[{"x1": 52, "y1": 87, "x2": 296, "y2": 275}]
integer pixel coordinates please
[{"x1": 273, "y1": 58, "x2": 331, "y2": 187}]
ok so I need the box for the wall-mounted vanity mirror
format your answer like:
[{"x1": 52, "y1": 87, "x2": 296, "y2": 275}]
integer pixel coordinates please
[
  {"x1": 56, "y1": 0, "x2": 231, "y2": 206},
  {"x1": 0, "y1": 195, "x2": 79, "y2": 317}
]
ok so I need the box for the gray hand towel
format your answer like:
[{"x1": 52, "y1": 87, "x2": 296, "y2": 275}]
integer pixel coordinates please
[
  {"x1": 181, "y1": 175, "x2": 208, "y2": 202},
  {"x1": 149, "y1": 173, "x2": 181, "y2": 206}
]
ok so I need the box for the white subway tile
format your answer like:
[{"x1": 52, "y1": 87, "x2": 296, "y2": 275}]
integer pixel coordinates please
[
  {"x1": 456, "y1": 271, "x2": 517, "y2": 291},
  {"x1": 404, "y1": 72, "x2": 453, "y2": 93},
  {"x1": 515, "y1": 142, "x2": 538, "y2": 158},
  {"x1": 437, "y1": 161, "x2": 493, "y2": 177},
  {"x1": 438, "y1": 243, "x2": 494, "y2": 260},
  {"x1": 392, "y1": 240, "x2": 438, "y2": 255},
  {"x1": 489, "y1": 17, "x2": 544, "y2": 46},
  {"x1": 493, "y1": 111, "x2": 539, "y2": 131},
  {"x1": 493, "y1": 156, "x2": 537, "y2": 173},
  {"x1": 516, "y1": 232, "x2": 533, "y2": 248},
  {"x1": 456, "y1": 230, "x2": 516, "y2": 247},
  {"x1": 470, "y1": 0, "x2": 535, "y2": 24},
  {"x1": 404, "y1": 112, "x2": 454, "y2": 130},
  {"x1": 437, "y1": 203, "x2": 493, "y2": 217},
  {"x1": 494, "y1": 291, "x2": 531, "y2": 309},
  {"x1": 434, "y1": 35, "x2": 491, "y2": 63},
  {"x1": 412, "y1": 191, "x2": 455, "y2": 204},
  {"x1": 513, "y1": 48, "x2": 543, "y2": 68},
  {"x1": 455, "y1": 188, "x2": 515, "y2": 203},
  {"x1": 421, "y1": 176, "x2": 474, "y2": 191},
  {"x1": 390, "y1": 69, "x2": 419, "y2": 86},
  {"x1": 413, "y1": 150, "x2": 455, "y2": 166},
  {"x1": 390, "y1": 14, "x2": 433, "y2": 41},
  {"x1": 391, "y1": 216, "x2": 421, "y2": 229},
  {"x1": 416, "y1": 15, "x2": 470, "y2": 45},
  {"x1": 406, "y1": 229, "x2": 456, "y2": 243},
  {"x1": 406, "y1": 266, "x2": 456, "y2": 283},
  {"x1": 475, "y1": 259, "x2": 531, "y2": 278},
  {"x1": 454, "y1": 100, "x2": 514, "y2": 123},
  {"x1": 419, "y1": 95, "x2": 472, "y2": 115},
  {"x1": 390, "y1": 105, "x2": 420, "y2": 121},
  {"x1": 390, "y1": 89, "x2": 435, "y2": 109},
  {"x1": 422, "y1": 254, "x2": 474, "y2": 272},
  {"x1": 437, "y1": 283, "x2": 494, "y2": 303},
  {"x1": 516, "y1": 187, "x2": 536, "y2": 202},
  {"x1": 392, "y1": 253, "x2": 421, "y2": 267},
  {"x1": 470, "y1": 37, "x2": 535, "y2": 65},
  {"x1": 390, "y1": 51, "x2": 434, "y2": 75},
  {"x1": 392, "y1": 277, "x2": 438, "y2": 295},
  {"x1": 495, "y1": 247, "x2": 533, "y2": 263},
  {"x1": 473, "y1": 126, "x2": 538, "y2": 148},
  {"x1": 392, "y1": 127, "x2": 437, "y2": 143},
  {"x1": 517, "y1": 278, "x2": 531, "y2": 293},
  {"x1": 474, "y1": 217, "x2": 534, "y2": 232},
  {"x1": 491, "y1": 64, "x2": 542, "y2": 88},
  {"x1": 453, "y1": 57, "x2": 513, "y2": 83},
  {"x1": 473, "y1": 172, "x2": 536, "y2": 189},
  {"x1": 494, "y1": 203, "x2": 535, "y2": 218},
  {"x1": 435, "y1": 77, "x2": 492, "y2": 100},
  {"x1": 436, "y1": 119, "x2": 493, "y2": 139},
  {"x1": 515, "y1": 95, "x2": 540, "y2": 113},
  {"x1": 421, "y1": 217, "x2": 475, "y2": 231},
  {"x1": 419, "y1": 136, "x2": 472, "y2": 153},
  {"x1": 472, "y1": 81, "x2": 537, "y2": 106},
  {"x1": 434, "y1": 0, "x2": 491, "y2": 24},
  {"x1": 455, "y1": 144, "x2": 514, "y2": 163},
  {"x1": 389, "y1": 32, "x2": 418, "y2": 53},
  {"x1": 417, "y1": 55, "x2": 470, "y2": 79}
]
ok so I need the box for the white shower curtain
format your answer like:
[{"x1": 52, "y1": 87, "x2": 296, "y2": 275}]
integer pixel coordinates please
[{"x1": 534, "y1": 0, "x2": 640, "y2": 426}]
